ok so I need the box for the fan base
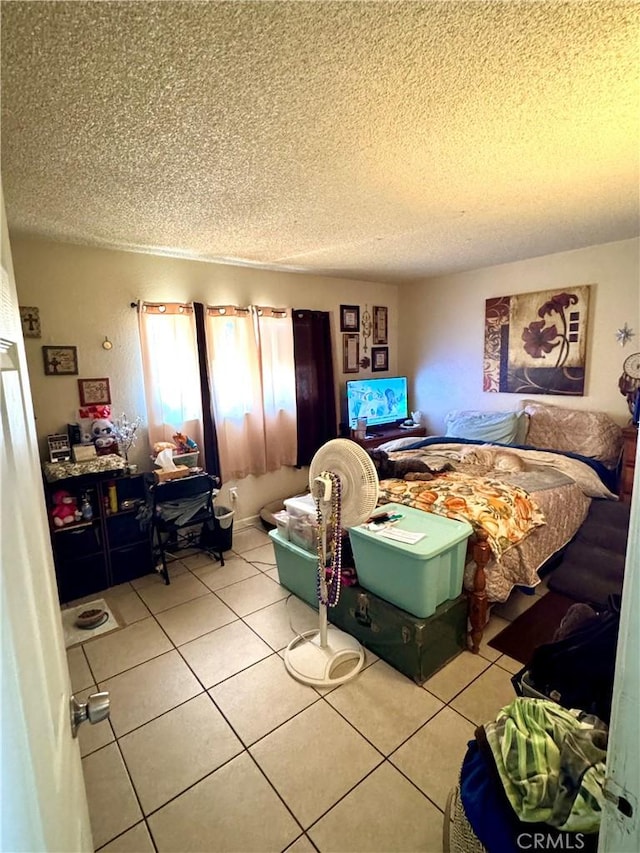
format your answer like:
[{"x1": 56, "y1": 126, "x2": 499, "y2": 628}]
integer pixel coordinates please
[{"x1": 284, "y1": 627, "x2": 365, "y2": 687}]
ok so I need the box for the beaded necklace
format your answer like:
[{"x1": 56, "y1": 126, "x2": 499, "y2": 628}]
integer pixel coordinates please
[{"x1": 314, "y1": 471, "x2": 343, "y2": 607}]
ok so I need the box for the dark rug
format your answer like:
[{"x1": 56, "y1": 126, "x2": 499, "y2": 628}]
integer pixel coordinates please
[{"x1": 488, "y1": 591, "x2": 577, "y2": 665}]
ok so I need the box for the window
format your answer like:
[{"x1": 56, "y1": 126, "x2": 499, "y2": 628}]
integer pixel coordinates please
[
  {"x1": 137, "y1": 303, "x2": 204, "y2": 452},
  {"x1": 205, "y1": 306, "x2": 297, "y2": 479}
]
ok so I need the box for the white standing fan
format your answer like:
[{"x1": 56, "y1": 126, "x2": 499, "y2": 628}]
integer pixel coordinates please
[{"x1": 284, "y1": 439, "x2": 379, "y2": 688}]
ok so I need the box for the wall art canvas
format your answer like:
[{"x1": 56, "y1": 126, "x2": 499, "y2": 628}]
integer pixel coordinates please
[{"x1": 484, "y1": 285, "x2": 591, "y2": 395}]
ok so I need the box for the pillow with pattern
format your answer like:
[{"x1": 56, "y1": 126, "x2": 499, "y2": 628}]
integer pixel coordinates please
[{"x1": 520, "y1": 400, "x2": 622, "y2": 468}]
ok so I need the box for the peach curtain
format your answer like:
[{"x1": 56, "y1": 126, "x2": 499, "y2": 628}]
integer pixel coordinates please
[
  {"x1": 205, "y1": 306, "x2": 297, "y2": 479},
  {"x1": 138, "y1": 303, "x2": 204, "y2": 453}
]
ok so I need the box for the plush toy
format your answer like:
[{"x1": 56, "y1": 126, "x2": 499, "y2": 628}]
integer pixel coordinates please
[
  {"x1": 172, "y1": 432, "x2": 198, "y2": 453},
  {"x1": 153, "y1": 441, "x2": 176, "y2": 455},
  {"x1": 91, "y1": 417, "x2": 118, "y2": 456},
  {"x1": 50, "y1": 490, "x2": 82, "y2": 527}
]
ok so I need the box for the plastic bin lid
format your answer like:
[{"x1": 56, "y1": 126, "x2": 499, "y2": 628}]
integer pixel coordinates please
[
  {"x1": 349, "y1": 502, "x2": 472, "y2": 558},
  {"x1": 284, "y1": 494, "x2": 316, "y2": 515}
]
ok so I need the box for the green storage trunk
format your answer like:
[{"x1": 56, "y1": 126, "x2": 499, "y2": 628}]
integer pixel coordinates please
[
  {"x1": 269, "y1": 528, "x2": 468, "y2": 685},
  {"x1": 328, "y1": 584, "x2": 468, "y2": 685}
]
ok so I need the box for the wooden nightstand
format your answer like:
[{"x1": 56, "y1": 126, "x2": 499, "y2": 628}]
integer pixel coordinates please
[{"x1": 619, "y1": 425, "x2": 637, "y2": 503}]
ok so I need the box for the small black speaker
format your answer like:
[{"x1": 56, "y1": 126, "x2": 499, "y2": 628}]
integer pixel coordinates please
[{"x1": 67, "y1": 422, "x2": 82, "y2": 446}]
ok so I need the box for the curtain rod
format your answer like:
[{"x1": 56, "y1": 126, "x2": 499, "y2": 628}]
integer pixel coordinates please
[
  {"x1": 131, "y1": 301, "x2": 193, "y2": 314},
  {"x1": 131, "y1": 301, "x2": 288, "y2": 317}
]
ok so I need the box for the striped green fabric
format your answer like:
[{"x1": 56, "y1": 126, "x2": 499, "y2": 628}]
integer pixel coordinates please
[{"x1": 484, "y1": 698, "x2": 607, "y2": 832}]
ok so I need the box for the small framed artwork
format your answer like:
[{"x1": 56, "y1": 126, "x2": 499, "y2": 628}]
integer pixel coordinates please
[
  {"x1": 19, "y1": 306, "x2": 41, "y2": 338},
  {"x1": 371, "y1": 346, "x2": 389, "y2": 372},
  {"x1": 373, "y1": 306, "x2": 388, "y2": 344},
  {"x1": 78, "y1": 377, "x2": 111, "y2": 406},
  {"x1": 340, "y1": 304, "x2": 360, "y2": 332},
  {"x1": 343, "y1": 333, "x2": 360, "y2": 374},
  {"x1": 42, "y1": 346, "x2": 78, "y2": 376}
]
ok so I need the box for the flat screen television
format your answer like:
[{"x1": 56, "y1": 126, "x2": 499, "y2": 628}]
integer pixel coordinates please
[{"x1": 346, "y1": 376, "x2": 409, "y2": 428}]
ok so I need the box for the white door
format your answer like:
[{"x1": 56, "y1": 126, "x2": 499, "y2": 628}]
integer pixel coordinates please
[
  {"x1": 0, "y1": 187, "x2": 92, "y2": 851},
  {"x1": 598, "y1": 442, "x2": 640, "y2": 851}
]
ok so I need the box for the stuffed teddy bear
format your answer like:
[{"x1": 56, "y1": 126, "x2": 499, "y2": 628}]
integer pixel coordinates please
[
  {"x1": 91, "y1": 417, "x2": 118, "y2": 456},
  {"x1": 50, "y1": 490, "x2": 82, "y2": 527}
]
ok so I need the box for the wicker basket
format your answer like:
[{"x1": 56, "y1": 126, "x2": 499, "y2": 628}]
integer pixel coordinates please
[{"x1": 443, "y1": 785, "x2": 486, "y2": 853}]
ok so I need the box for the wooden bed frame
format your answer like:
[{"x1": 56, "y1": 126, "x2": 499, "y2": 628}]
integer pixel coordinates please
[{"x1": 467, "y1": 530, "x2": 492, "y2": 654}]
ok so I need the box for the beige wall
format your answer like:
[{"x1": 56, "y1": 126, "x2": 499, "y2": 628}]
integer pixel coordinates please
[
  {"x1": 10, "y1": 233, "x2": 399, "y2": 522},
  {"x1": 399, "y1": 238, "x2": 640, "y2": 435},
  {"x1": 12, "y1": 232, "x2": 638, "y2": 521}
]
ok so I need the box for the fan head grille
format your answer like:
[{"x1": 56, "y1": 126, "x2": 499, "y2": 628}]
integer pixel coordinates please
[{"x1": 309, "y1": 439, "x2": 379, "y2": 528}]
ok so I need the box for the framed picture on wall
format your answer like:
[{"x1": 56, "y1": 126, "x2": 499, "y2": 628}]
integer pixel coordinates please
[
  {"x1": 371, "y1": 346, "x2": 389, "y2": 372},
  {"x1": 340, "y1": 305, "x2": 360, "y2": 332},
  {"x1": 19, "y1": 306, "x2": 41, "y2": 338},
  {"x1": 42, "y1": 346, "x2": 78, "y2": 376},
  {"x1": 78, "y1": 377, "x2": 111, "y2": 406},
  {"x1": 373, "y1": 306, "x2": 388, "y2": 344},
  {"x1": 343, "y1": 333, "x2": 360, "y2": 373}
]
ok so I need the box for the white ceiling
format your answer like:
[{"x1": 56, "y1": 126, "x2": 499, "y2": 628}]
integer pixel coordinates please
[{"x1": 1, "y1": 1, "x2": 639, "y2": 284}]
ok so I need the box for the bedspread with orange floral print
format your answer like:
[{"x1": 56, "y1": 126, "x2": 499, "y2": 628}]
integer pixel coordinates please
[{"x1": 378, "y1": 471, "x2": 546, "y2": 560}]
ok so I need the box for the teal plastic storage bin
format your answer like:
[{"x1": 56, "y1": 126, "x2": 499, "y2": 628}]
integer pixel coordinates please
[
  {"x1": 348, "y1": 503, "x2": 473, "y2": 618},
  {"x1": 269, "y1": 529, "x2": 318, "y2": 608}
]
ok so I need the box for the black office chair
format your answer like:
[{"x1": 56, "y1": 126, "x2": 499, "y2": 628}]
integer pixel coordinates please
[{"x1": 147, "y1": 473, "x2": 224, "y2": 584}]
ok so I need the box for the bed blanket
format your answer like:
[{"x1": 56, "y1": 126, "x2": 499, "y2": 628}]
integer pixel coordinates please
[
  {"x1": 396, "y1": 437, "x2": 618, "y2": 495},
  {"x1": 382, "y1": 440, "x2": 600, "y2": 601},
  {"x1": 378, "y1": 472, "x2": 546, "y2": 560}
]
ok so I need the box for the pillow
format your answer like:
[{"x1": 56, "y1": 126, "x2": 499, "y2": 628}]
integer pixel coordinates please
[
  {"x1": 377, "y1": 436, "x2": 428, "y2": 452},
  {"x1": 445, "y1": 410, "x2": 528, "y2": 445},
  {"x1": 520, "y1": 401, "x2": 623, "y2": 468}
]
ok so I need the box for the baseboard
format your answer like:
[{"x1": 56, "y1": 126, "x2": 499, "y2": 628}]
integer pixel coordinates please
[{"x1": 234, "y1": 513, "x2": 261, "y2": 532}]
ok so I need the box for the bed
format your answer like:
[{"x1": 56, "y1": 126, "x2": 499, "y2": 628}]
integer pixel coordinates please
[{"x1": 375, "y1": 401, "x2": 623, "y2": 652}]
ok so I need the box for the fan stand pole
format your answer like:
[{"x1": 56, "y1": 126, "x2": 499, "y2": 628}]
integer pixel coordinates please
[{"x1": 284, "y1": 499, "x2": 365, "y2": 688}]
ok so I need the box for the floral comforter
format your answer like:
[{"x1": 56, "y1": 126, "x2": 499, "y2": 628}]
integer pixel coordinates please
[
  {"x1": 378, "y1": 472, "x2": 545, "y2": 560},
  {"x1": 377, "y1": 442, "x2": 600, "y2": 602}
]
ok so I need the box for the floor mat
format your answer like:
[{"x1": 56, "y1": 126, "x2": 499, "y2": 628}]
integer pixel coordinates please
[
  {"x1": 61, "y1": 598, "x2": 122, "y2": 648},
  {"x1": 487, "y1": 591, "x2": 577, "y2": 664}
]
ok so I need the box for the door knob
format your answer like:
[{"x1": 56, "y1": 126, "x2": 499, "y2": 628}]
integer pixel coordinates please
[{"x1": 70, "y1": 692, "x2": 110, "y2": 738}]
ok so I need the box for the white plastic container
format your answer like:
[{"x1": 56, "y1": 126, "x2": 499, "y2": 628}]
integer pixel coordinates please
[
  {"x1": 273, "y1": 510, "x2": 290, "y2": 541},
  {"x1": 284, "y1": 494, "x2": 319, "y2": 552},
  {"x1": 283, "y1": 494, "x2": 316, "y2": 518}
]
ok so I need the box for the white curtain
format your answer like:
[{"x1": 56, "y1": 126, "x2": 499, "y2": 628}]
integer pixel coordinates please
[
  {"x1": 205, "y1": 306, "x2": 297, "y2": 479},
  {"x1": 138, "y1": 303, "x2": 203, "y2": 453}
]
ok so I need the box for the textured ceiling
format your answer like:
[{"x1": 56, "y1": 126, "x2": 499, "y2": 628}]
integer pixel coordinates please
[{"x1": 1, "y1": 1, "x2": 639, "y2": 284}]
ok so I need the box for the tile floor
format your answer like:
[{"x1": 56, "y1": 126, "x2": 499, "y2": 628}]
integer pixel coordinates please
[{"x1": 66, "y1": 524, "x2": 548, "y2": 853}]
